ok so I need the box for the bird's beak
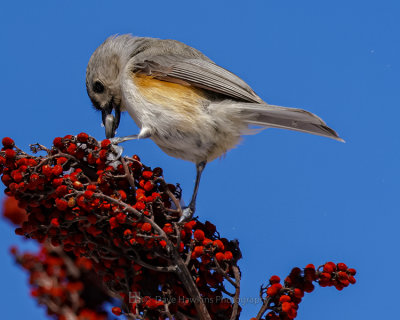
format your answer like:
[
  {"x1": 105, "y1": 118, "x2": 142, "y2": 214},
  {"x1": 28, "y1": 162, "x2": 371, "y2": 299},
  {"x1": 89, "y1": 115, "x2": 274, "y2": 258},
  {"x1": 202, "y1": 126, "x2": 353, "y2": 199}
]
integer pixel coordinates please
[{"x1": 102, "y1": 99, "x2": 121, "y2": 139}]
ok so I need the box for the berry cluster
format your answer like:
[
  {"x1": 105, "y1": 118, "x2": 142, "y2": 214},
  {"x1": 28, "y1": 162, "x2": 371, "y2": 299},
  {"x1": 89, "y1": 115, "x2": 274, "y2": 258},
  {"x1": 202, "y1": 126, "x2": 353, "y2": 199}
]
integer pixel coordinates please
[
  {"x1": 1, "y1": 135, "x2": 356, "y2": 320},
  {"x1": 252, "y1": 262, "x2": 356, "y2": 320},
  {"x1": 11, "y1": 246, "x2": 110, "y2": 320},
  {"x1": 3, "y1": 196, "x2": 112, "y2": 320},
  {"x1": 2, "y1": 194, "x2": 27, "y2": 225},
  {"x1": 0, "y1": 135, "x2": 240, "y2": 320}
]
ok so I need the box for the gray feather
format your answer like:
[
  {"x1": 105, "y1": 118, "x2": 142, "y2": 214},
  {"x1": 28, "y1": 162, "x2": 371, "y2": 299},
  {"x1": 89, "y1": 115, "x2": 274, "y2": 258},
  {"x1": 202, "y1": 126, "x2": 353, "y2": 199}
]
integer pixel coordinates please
[
  {"x1": 125, "y1": 37, "x2": 342, "y2": 141},
  {"x1": 240, "y1": 104, "x2": 343, "y2": 141},
  {"x1": 131, "y1": 50, "x2": 263, "y2": 103}
]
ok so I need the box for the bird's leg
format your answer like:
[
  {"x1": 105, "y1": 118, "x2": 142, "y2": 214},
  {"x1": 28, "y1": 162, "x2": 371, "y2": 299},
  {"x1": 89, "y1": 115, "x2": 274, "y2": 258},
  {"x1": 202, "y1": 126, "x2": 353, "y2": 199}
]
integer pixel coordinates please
[
  {"x1": 110, "y1": 134, "x2": 139, "y2": 144},
  {"x1": 110, "y1": 127, "x2": 152, "y2": 144},
  {"x1": 179, "y1": 161, "x2": 207, "y2": 223}
]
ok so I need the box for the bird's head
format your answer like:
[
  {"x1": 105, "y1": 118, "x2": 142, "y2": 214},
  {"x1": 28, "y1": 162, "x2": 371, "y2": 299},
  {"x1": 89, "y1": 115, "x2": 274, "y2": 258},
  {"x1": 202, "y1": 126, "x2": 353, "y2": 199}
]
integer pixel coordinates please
[{"x1": 86, "y1": 34, "x2": 135, "y2": 138}]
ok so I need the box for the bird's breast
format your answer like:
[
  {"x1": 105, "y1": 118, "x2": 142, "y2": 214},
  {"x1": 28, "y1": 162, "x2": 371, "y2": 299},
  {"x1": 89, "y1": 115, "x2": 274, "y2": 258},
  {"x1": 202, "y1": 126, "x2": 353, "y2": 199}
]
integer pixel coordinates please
[
  {"x1": 122, "y1": 72, "x2": 246, "y2": 163},
  {"x1": 131, "y1": 73, "x2": 209, "y2": 122}
]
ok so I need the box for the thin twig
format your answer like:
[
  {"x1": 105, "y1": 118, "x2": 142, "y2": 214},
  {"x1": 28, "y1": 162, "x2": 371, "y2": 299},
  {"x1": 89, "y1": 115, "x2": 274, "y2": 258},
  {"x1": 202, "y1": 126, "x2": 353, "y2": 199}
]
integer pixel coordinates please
[
  {"x1": 121, "y1": 157, "x2": 136, "y2": 191},
  {"x1": 230, "y1": 265, "x2": 241, "y2": 320},
  {"x1": 255, "y1": 296, "x2": 272, "y2": 319}
]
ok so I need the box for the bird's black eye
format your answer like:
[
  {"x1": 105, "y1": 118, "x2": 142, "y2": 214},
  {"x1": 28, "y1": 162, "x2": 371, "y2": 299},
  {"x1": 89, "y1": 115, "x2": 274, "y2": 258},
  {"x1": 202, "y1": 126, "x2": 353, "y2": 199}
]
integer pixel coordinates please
[{"x1": 93, "y1": 81, "x2": 105, "y2": 94}]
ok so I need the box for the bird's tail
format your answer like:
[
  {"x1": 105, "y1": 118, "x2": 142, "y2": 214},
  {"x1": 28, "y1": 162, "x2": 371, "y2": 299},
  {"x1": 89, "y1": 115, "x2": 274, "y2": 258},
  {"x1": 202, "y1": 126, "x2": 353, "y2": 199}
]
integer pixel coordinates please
[{"x1": 238, "y1": 103, "x2": 344, "y2": 142}]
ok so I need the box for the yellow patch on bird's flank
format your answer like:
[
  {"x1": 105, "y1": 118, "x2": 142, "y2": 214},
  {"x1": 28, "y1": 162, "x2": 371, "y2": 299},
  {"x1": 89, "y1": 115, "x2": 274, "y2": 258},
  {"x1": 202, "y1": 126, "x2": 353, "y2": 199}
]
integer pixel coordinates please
[{"x1": 132, "y1": 73, "x2": 207, "y2": 117}]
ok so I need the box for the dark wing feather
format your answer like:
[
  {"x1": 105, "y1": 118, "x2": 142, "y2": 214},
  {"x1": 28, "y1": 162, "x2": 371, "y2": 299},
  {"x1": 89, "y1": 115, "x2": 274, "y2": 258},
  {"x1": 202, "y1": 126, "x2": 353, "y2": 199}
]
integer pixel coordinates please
[{"x1": 132, "y1": 55, "x2": 263, "y2": 103}]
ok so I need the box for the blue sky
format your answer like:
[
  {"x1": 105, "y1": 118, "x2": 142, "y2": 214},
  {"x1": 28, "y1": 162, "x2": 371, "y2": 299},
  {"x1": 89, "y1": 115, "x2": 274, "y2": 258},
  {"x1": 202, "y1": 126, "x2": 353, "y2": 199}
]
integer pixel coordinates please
[{"x1": 1, "y1": 1, "x2": 399, "y2": 319}]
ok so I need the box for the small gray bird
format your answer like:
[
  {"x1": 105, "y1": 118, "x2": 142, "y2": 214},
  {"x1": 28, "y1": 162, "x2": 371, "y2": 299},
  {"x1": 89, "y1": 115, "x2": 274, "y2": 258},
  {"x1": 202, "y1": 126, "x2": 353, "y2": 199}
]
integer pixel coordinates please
[{"x1": 86, "y1": 34, "x2": 342, "y2": 222}]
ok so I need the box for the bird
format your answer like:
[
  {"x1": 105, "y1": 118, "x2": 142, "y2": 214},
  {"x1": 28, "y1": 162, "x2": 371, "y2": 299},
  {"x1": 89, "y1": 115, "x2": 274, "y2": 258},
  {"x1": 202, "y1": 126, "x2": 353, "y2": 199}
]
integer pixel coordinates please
[{"x1": 86, "y1": 34, "x2": 342, "y2": 222}]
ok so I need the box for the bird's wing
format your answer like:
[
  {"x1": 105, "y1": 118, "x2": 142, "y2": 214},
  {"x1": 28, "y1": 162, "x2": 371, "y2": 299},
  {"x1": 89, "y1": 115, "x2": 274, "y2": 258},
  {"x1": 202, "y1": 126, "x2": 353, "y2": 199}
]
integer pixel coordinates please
[{"x1": 131, "y1": 55, "x2": 263, "y2": 103}]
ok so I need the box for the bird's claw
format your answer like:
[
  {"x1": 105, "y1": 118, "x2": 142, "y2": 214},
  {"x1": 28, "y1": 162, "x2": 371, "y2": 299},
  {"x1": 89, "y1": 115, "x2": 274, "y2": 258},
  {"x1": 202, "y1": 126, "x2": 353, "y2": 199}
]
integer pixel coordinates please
[
  {"x1": 110, "y1": 137, "x2": 123, "y2": 144},
  {"x1": 107, "y1": 145, "x2": 124, "y2": 162},
  {"x1": 178, "y1": 207, "x2": 194, "y2": 224}
]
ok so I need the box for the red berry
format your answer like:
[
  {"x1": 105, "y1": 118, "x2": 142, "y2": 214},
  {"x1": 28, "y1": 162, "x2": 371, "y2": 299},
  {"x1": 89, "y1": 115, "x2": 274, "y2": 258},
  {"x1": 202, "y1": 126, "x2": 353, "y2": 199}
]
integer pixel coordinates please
[
  {"x1": 152, "y1": 167, "x2": 163, "y2": 176},
  {"x1": 338, "y1": 271, "x2": 348, "y2": 280},
  {"x1": 335, "y1": 284, "x2": 344, "y2": 291},
  {"x1": 116, "y1": 212, "x2": 126, "y2": 224},
  {"x1": 1, "y1": 174, "x2": 12, "y2": 186},
  {"x1": 67, "y1": 197, "x2": 76, "y2": 207},
  {"x1": 56, "y1": 157, "x2": 68, "y2": 165},
  {"x1": 11, "y1": 170, "x2": 23, "y2": 183},
  {"x1": 215, "y1": 252, "x2": 225, "y2": 262},
  {"x1": 55, "y1": 199, "x2": 68, "y2": 211},
  {"x1": 118, "y1": 190, "x2": 127, "y2": 201},
  {"x1": 163, "y1": 223, "x2": 174, "y2": 234},
  {"x1": 319, "y1": 272, "x2": 331, "y2": 281},
  {"x1": 55, "y1": 185, "x2": 68, "y2": 197},
  {"x1": 293, "y1": 288, "x2": 304, "y2": 298},
  {"x1": 224, "y1": 251, "x2": 233, "y2": 260},
  {"x1": 52, "y1": 164, "x2": 63, "y2": 176},
  {"x1": 337, "y1": 262, "x2": 348, "y2": 271},
  {"x1": 101, "y1": 139, "x2": 111, "y2": 148},
  {"x1": 73, "y1": 181, "x2": 83, "y2": 189},
  {"x1": 279, "y1": 295, "x2": 291, "y2": 303},
  {"x1": 269, "y1": 275, "x2": 280, "y2": 284},
  {"x1": 303, "y1": 281, "x2": 315, "y2": 293},
  {"x1": 205, "y1": 221, "x2": 216, "y2": 234},
  {"x1": 141, "y1": 222, "x2": 152, "y2": 232},
  {"x1": 53, "y1": 137, "x2": 64, "y2": 148},
  {"x1": 134, "y1": 201, "x2": 146, "y2": 211},
  {"x1": 194, "y1": 229, "x2": 205, "y2": 241},
  {"x1": 77, "y1": 132, "x2": 89, "y2": 143},
  {"x1": 109, "y1": 217, "x2": 119, "y2": 229},
  {"x1": 99, "y1": 149, "x2": 108, "y2": 160},
  {"x1": 15, "y1": 228, "x2": 24, "y2": 236},
  {"x1": 41, "y1": 165, "x2": 53, "y2": 177},
  {"x1": 287, "y1": 307, "x2": 297, "y2": 319},
  {"x1": 290, "y1": 267, "x2": 301, "y2": 277},
  {"x1": 143, "y1": 181, "x2": 154, "y2": 191},
  {"x1": 142, "y1": 171, "x2": 153, "y2": 179},
  {"x1": 87, "y1": 184, "x2": 97, "y2": 191},
  {"x1": 5, "y1": 149, "x2": 16, "y2": 159},
  {"x1": 84, "y1": 190, "x2": 94, "y2": 199},
  {"x1": 50, "y1": 218, "x2": 60, "y2": 227},
  {"x1": 266, "y1": 283, "x2": 282, "y2": 297},
  {"x1": 111, "y1": 307, "x2": 122, "y2": 316},
  {"x1": 281, "y1": 301, "x2": 292, "y2": 313},
  {"x1": 87, "y1": 153, "x2": 96, "y2": 164},
  {"x1": 213, "y1": 239, "x2": 225, "y2": 251},
  {"x1": 27, "y1": 159, "x2": 37, "y2": 166},
  {"x1": 67, "y1": 143, "x2": 77, "y2": 155},
  {"x1": 2, "y1": 137, "x2": 14, "y2": 148},
  {"x1": 193, "y1": 246, "x2": 204, "y2": 258},
  {"x1": 323, "y1": 261, "x2": 336, "y2": 273},
  {"x1": 348, "y1": 268, "x2": 357, "y2": 276}
]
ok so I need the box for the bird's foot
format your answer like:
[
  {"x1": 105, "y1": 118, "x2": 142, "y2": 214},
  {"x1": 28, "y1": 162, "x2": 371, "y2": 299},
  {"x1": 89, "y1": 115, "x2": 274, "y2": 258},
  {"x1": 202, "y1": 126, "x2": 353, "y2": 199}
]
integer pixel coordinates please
[
  {"x1": 109, "y1": 134, "x2": 140, "y2": 145},
  {"x1": 178, "y1": 207, "x2": 194, "y2": 224},
  {"x1": 107, "y1": 145, "x2": 124, "y2": 162}
]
